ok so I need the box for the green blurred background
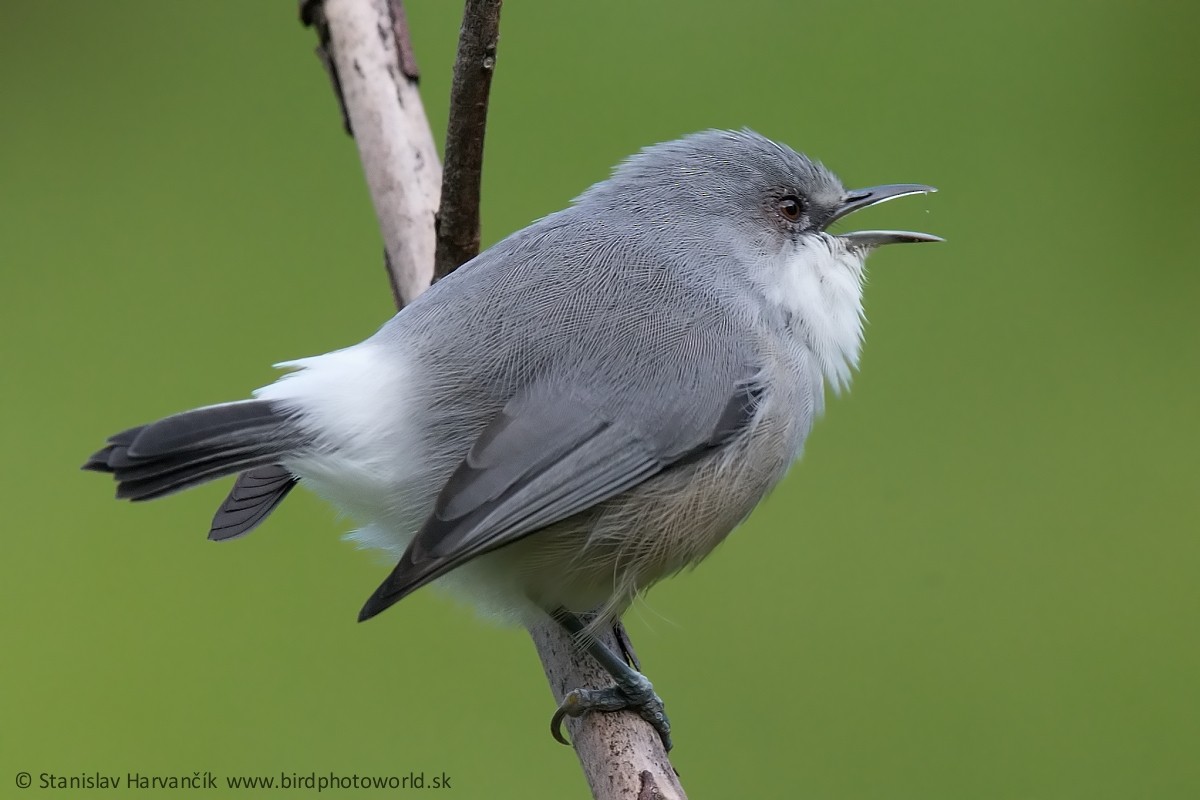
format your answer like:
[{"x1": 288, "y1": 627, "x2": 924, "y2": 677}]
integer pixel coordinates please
[{"x1": 3, "y1": 1, "x2": 1197, "y2": 797}]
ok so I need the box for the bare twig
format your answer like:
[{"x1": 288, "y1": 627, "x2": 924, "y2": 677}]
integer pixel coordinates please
[
  {"x1": 302, "y1": 0, "x2": 441, "y2": 307},
  {"x1": 302, "y1": 2, "x2": 686, "y2": 796},
  {"x1": 433, "y1": 0, "x2": 502, "y2": 281},
  {"x1": 531, "y1": 622, "x2": 687, "y2": 799}
]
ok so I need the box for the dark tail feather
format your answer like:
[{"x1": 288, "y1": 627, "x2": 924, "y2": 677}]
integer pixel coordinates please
[
  {"x1": 209, "y1": 465, "x2": 299, "y2": 541},
  {"x1": 83, "y1": 401, "x2": 306, "y2": 502}
]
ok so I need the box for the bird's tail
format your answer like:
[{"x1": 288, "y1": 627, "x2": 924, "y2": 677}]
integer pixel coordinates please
[{"x1": 83, "y1": 400, "x2": 309, "y2": 502}]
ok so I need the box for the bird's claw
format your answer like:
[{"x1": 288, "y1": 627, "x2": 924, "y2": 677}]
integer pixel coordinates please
[{"x1": 550, "y1": 683, "x2": 673, "y2": 751}]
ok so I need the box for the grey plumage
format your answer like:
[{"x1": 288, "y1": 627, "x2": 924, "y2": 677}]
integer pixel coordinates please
[
  {"x1": 358, "y1": 375, "x2": 768, "y2": 620},
  {"x1": 331, "y1": 130, "x2": 840, "y2": 628},
  {"x1": 209, "y1": 465, "x2": 299, "y2": 541},
  {"x1": 83, "y1": 400, "x2": 306, "y2": 501},
  {"x1": 85, "y1": 128, "x2": 938, "y2": 641}
]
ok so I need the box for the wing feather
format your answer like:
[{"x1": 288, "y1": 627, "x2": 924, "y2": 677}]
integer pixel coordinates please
[{"x1": 357, "y1": 377, "x2": 764, "y2": 621}]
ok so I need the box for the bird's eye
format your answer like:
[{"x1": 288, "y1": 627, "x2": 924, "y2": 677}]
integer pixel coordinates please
[{"x1": 778, "y1": 195, "x2": 804, "y2": 222}]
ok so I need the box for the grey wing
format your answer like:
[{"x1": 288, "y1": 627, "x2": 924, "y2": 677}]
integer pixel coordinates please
[{"x1": 357, "y1": 377, "x2": 765, "y2": 621}]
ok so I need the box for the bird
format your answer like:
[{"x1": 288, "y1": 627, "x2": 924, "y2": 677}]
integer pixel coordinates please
[{"x1": 83, "y1": 129, "x2": 941, "y2": 749}]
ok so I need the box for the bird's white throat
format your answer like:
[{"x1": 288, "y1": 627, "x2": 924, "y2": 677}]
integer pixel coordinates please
[{"x1": 765, "y1": 235, "x2": 866, "y2": 394}]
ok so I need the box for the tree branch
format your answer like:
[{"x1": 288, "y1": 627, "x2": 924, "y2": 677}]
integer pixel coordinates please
[
  {"x1": 433, "y1": 0, "x2": 501, "y2": 281},
  {"x1": 302, "y1": 0, "x2": 440, "y2": 307},
  {"x1": 531, "y1": 622, "x2": 687, "y2": 799},
  {"x1": 302, "y1": 3, "x2": 685, "y2": 796}
]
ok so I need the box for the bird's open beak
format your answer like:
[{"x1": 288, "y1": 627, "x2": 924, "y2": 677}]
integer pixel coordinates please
[{"x1": 826, "y1": 183, "x2": 943, "y2": 247}]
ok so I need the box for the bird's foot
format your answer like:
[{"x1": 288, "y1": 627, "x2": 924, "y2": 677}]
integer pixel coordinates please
[{"x1": 550, "y1": 672, "x2": 672, "y2": 751}]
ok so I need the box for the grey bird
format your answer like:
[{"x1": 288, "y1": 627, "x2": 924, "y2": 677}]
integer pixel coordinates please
[{"x1": 83, "y1": 129, "x2": 941, "y2": 749}]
